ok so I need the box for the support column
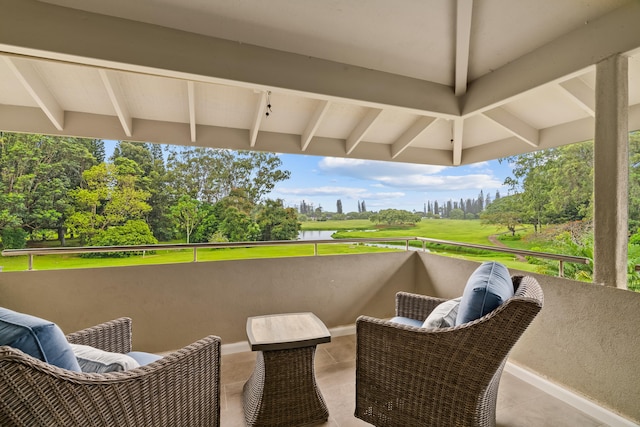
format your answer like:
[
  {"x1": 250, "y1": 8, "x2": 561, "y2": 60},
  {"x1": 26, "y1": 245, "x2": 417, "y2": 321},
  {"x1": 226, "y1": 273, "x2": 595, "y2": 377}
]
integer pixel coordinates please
[{"x1": 593, "y1": 55, "x2": 628, "y2": 288}]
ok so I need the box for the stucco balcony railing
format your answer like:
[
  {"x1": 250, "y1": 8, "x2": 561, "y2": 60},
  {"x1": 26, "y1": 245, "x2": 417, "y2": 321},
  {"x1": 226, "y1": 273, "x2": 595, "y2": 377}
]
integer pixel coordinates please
[
  {"x1": 0, "y1": 249, "x2": 638, "y2": 425},
  {"x1": 2, "y1": 237, "x2": 589, "y2": 277}
]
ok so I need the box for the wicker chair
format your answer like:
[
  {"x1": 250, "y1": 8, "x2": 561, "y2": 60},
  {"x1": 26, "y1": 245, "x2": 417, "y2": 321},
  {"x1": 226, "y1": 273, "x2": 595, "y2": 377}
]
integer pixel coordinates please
[
  {"x1": 0, "y1": 317, "x2": 221, "y2": 427},
  {"x1": 355, "y1": 275, "x2": 544, "y2": 427}
]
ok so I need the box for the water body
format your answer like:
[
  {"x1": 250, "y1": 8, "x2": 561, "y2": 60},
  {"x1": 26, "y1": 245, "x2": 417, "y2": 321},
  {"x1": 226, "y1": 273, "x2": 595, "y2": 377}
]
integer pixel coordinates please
[
  {"x1": 297, "y1": 230, "x2": 337, "y2": 240},
  {"x1": 297, "y1": 230, "x2": 428, "y2": 252}
]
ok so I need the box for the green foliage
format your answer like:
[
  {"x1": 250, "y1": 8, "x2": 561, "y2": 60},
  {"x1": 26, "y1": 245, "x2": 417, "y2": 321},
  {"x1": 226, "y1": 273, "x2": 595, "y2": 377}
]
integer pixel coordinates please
[
  {"x1": 502, "y1": 141, "x2": 595, "y2": 231},
  {"x1": 369, "y1": 209, "x2": 421, "y2": 226},
  {"x1": 169, "y1": 195, "x2": 204, "y2": 243},
  {"x1": 191, "y1": 203, "x2": 218, "y2": 243},
  {"x1": 111, "y1": 141, "x2": 174, "y2": 241},
  {"x1": 0, "y1": 133, "x2": 98, "y2": 241},
  {"x1": 208, "y1": 231, "x2": 229, "y2": 243},
  {"x1": 480, "y1": 194, "x2": 522, "y2": 235},
  {"x1": 1, "y1": 227, "x2": 28, "y2": 249},
  {"x1": 629, "y1": 132, "x2": 640, "y2": 233},
  {"x1": 218, "y1": 207, "x2": 260, "y2": 241},
  {"x1": 256, "y1": 199, "x2": 300, "y2": 241},
  {"x1": 526, "y1": 228, "x2": 593, "y2": 281},
  {"x1": 166, "y1": 148, "x2": 290, "y2": 204},
  {"x1": 498, "y1": 233, "x2": 522, "y2": 241},
  {"x1": 85, "y1": 220, "x2": 158, "y2": 257},
  {"x1": 66, "y1": 161, "x2": 152, "y2": 244},
  {"x1": 449, "y1": 208, "x2": 464, "y2": 220}
]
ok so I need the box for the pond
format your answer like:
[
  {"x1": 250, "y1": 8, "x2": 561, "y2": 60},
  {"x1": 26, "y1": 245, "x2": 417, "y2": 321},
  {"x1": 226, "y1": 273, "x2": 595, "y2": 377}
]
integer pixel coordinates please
[{"x1": 297, "y1": 230, "x2": 337, "y2": 240}]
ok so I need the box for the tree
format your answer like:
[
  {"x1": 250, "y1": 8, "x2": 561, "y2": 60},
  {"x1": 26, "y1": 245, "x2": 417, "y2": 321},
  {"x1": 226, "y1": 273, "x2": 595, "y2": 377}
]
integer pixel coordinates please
[
  {"x1": 256, "y1": 199, "x2": 300, "y2": 241},
  {"x1": 166, "y1": 147, "x2": 290, "y2": 204},
  {"x1": 208, "y1": 188, "x2": 260, "y2": 242},
  {"x1": 477, "y1": 190, "x2": 484, "y2": 212},
  {"x1": 0, "y1": 133, "x2": 98, "y2": 245},
  {"x1": 218, "y1": 207, "x2": 259, "y2": 242},
  {"x1": 370, "y1": 209, "x2": 419, "y2": 226},
  {"x1": 169, "y1": 195, "x2": 204, "y2": 243},
  {"x1": 630, "y1": 131, "x2": 640, "y2": 233},
  {"x1": 502, "y1": 142, "x2": 594, "y2": 232},
  {"x1": 336, "y1": 199, "x2": 343, "y2": 214},
  {"x1": 503, "y1": 151, "x2": 553, "y2": 233},
  {"x1": 66, "y1": 160, "x2": 151, "y2": 244},
  {"x1": 449, "y1": 208, "x2": 464, "y2": 220},
  {"x1": 480, "y1": 194, "x2": 523, "y2": 236},
  {"x1": 89, "y1": 220, "x2": 158, "y2": 257},
  {"x1": 111, "y1": 141, "x2": 174, "y2": 240}
]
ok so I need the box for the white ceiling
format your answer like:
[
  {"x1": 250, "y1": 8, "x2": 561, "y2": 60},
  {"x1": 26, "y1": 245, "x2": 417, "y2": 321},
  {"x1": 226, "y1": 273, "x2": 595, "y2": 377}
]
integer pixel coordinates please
[{"x1": 0, "y1": 0, "x2": 639, "y2": 166}]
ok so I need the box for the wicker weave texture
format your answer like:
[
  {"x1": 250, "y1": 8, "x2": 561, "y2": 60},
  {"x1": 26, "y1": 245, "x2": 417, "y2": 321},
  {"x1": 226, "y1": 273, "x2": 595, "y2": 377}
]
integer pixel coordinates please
[
  {"x1": 355, "y1": 276, "x2": 543, "y2": 427},
  {"x1": 0, "y1": 317, "x2": 221, "y2": 427},
  {"x1": 243, "y1": 346, "x2": 329, "y2": 427}
]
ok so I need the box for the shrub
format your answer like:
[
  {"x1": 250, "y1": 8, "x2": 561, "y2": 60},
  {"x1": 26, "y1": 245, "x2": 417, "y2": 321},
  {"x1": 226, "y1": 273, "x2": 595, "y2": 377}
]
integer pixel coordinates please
[
  {"x1": 84, "y1": 220, "x2": 158, "y2": 257},
  {"x1": 1, "y1": 228, "x2": 28, "y2": 249}
]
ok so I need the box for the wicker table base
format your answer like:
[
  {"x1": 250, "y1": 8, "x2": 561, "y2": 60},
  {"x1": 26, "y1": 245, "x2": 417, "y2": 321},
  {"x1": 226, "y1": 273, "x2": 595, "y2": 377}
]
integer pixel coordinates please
[
  {"x1": 242, "y1": 313, "x2": 331, "y2": 427},
  {"x1": 243, "y1": 347, "x2": 328, "y2": 426}
]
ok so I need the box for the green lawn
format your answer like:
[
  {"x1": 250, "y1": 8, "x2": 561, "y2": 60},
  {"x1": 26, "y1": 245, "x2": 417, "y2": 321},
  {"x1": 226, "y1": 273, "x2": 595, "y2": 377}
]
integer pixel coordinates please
[
  {"x1": 0, "y1": 242, "x2": 400, "y2": 272},
  {"x1": 303, "y1": 219, "x2": 551, "y2": 274},
  {"x1": 0, "y1": 219, "x2": 550, "y2": 272},
  {"x1": 325, "y1": 219, "x2": 499, "y2": 245}
]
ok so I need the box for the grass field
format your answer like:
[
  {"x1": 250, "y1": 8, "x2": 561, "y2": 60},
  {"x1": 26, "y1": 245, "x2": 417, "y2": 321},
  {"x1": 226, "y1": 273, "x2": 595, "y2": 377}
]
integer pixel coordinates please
[
  {"x1": 0, "y1": 241, "x2": 400, "y2": 272},
  {"x1": 308, "y1": 219, "x2": 543, "y2": 273},
  {"x1": 0, "y1": 219, "x2": 548, "y2": 273}
]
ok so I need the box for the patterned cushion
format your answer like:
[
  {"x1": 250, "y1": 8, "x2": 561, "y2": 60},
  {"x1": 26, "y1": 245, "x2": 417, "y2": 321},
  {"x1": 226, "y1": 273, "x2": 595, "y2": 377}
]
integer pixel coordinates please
[
  {"x1": 71, "y1": 343, "x2": 140, "y2": 373},
  {"x1": 0, "y1": 307, "x2": 81, "y2": 372},
  {"x1": 423, "y1": 297, "x2": 462, "y2": 328},
  {"x1": 455, "y1": 262, "x2": 514, "y2": 325}
]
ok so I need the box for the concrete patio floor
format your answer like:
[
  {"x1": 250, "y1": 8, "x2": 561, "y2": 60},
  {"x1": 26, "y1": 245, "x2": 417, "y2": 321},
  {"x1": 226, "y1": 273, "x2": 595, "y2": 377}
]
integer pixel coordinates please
[{"x1": 220, "y1": 334, "x2": 605, "y2": 427}]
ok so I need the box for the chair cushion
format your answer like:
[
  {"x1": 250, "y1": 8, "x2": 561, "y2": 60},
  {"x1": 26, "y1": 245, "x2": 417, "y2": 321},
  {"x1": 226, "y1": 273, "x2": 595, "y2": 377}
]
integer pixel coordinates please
[
  {"x1": 423, "y1": 297, "x2": 462, "y2": 328},
  {"x1": 389, "y1": 316, "x2": 424, "y2": 328},
  {"x1": 0, "y1": 307, "x2": 81, "y2": 372},
  {"x1": 70, "y1": 343, "x2": 140, "y2": 373},
  {"x1": 127, "y1": 351, "x2": 163, "y2": 366},
  {"x1": 455, "y1": 262, "x2": 514, "y2": 325}
]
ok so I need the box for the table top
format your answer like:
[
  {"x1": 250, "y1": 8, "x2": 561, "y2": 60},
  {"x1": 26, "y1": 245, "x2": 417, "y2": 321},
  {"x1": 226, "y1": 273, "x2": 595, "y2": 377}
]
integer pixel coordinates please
[{"x1": 246, "y1": 312, "x2": 331, "y2": 351}]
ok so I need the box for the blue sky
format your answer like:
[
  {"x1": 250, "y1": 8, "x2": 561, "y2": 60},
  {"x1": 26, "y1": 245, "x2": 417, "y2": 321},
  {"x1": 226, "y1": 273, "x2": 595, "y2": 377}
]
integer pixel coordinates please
[
  {"x1": 104, "y1": 141, "x2": 511, "y2": 213},
  {"x1": 270, "y1": 155, "x2": 510, "y2": 213}
]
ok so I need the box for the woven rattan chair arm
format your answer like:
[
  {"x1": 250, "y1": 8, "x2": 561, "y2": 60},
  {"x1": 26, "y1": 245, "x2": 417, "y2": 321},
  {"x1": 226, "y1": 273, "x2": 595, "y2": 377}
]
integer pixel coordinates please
[
  {"x1": 66, "y1": 317, "x2": 132, "y2": 353},
  {"x1": 395, "y1": 291, "x2": 446, "y2": 320},
  {"x1": 0, "y1": 336, "x2": 221, "y2": 427}
]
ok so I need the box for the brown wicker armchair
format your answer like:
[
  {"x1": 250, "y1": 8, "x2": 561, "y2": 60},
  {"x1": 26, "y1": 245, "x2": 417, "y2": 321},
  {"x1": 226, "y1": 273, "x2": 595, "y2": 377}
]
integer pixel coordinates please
[
  {"x1": 355, "y1": 275, "x2": 543, "y2": 427},
  {"x1": 0, "y1": 317, "x2": 221, "y2": 427}
]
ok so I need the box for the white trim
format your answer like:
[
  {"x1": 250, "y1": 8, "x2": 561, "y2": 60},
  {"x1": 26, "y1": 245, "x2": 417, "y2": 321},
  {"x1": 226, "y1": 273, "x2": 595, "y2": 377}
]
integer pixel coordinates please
[{"x1": 505, "y1": 362, "x2": 639, "y2": 427}]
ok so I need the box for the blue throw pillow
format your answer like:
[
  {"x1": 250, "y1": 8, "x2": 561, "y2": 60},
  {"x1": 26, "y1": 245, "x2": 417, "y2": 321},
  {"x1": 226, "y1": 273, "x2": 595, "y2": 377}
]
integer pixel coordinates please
[
  {"x1": 0, "y1": 307, "x2": 81, "y2": 372},
  {"x1": 455, "y1": 262, "x2": 514, "y2": 325}
]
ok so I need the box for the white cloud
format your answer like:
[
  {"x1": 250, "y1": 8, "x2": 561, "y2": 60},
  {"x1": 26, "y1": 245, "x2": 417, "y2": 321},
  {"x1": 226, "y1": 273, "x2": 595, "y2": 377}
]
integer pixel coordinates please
[
  {"x1": 316, "y1": 157, "x2": 501, "y2": 192},
  {"x1": 274, "y1": 186, "x2": 404, "y2": 201},
  {"x1": 318, "y1": 157, "x2": 447, "y2": 178},
  {"x1": 276, "y1": 186, "x2": 367, "y2": 198},
  {"x1": 468, "y1": 161, "x2": 489, "y2": 169}
]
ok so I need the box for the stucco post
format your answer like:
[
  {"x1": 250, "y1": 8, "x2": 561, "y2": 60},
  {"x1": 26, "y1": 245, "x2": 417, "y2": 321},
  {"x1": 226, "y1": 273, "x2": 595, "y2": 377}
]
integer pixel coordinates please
[{"x1": 593, "y1": 55, "x2": 628, "y2": 288}]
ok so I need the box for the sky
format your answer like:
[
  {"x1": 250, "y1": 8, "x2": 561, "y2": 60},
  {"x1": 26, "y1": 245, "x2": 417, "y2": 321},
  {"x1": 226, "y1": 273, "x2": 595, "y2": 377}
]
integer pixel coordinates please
[
  {"x1": 104, "y1": 141, "x2": 511, "y2": 213},
  {"x1": 270, "y1": 155, "x2": 510, "y2": 213}
]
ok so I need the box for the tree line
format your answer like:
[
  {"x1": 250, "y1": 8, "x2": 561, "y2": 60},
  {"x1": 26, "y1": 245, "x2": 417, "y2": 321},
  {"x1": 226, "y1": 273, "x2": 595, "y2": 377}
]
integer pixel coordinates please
[
  {"x1": 481, "y1": 134, "x2": 640, "y2": 235},
  {"x1": 0, "y1": 133, "x2": 299, "y2": 251}
]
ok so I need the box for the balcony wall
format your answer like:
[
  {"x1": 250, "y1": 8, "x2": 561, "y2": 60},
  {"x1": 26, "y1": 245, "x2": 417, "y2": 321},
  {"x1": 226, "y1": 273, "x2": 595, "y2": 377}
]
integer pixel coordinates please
[
  {"x1": 1, "y1": 251, "x2": 639, "y2": 423},
  {"x1": 415, "y1": 252, "x2": 640, "y2": 424}
]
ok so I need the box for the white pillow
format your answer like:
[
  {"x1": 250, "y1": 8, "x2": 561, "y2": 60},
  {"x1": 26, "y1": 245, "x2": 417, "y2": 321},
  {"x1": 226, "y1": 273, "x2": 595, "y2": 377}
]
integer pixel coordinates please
[
  {"x1": 422, "y1": 297, "x2": 462, "y2": 329},
  {"x1": 70, "y1": 343, "x2": 140, "y2": 373}
]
